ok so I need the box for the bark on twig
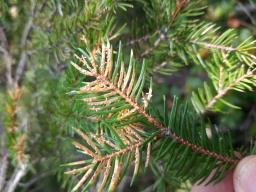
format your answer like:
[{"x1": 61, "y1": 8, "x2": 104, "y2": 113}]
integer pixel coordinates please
[
  {"x1": 0, "y1": 27, "x2": 13, "y2": 88},
  {"x1": 4, "y1": 164, "x2": 27, "y2": 192},
  {"x1": 0, "y1": 153, "x2": 8, "y2": 191},
  {"x1": 14, "y1": 0, "x2": 36, "y2": 84}
]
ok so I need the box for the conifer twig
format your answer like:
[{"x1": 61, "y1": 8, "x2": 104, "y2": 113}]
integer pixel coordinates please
[
  {"x1": 125, "y1": 0, "x2": 188, "y2": 57},
  {"x1": 140, "y1": 0, "x2": 187, "y2": 57},
  {"x1": 72, "y1": 47, "x2": 239, "y2": 164},
  {"x1": 190, "y1": 40, "x2": 237, "y2": 51},
  {"x1": 204, "y1": 70, "x2": 255, "y2": 113}
]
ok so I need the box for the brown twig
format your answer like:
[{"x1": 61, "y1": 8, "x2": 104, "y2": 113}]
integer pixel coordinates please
[
  {"x1": 125, "y1": 33, "x2": 156, "y2": 47},
  {"x1": 94, "y1": 141, "x2": 143, "y2": 163},
  {"x1": 190, "y1": 40, "x2": 237, "y2": 51}
]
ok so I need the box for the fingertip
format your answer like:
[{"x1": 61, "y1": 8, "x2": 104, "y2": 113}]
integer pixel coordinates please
[
  {"x1": 234, "y1": 155, "x2": 256, "y2": 192},
  {"x1": 191, "y1": 171, "x2": 233, "y2": 192}
]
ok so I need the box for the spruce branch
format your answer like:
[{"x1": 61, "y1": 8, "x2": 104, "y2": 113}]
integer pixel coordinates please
[
  {"x1": 66, "y1": 127, "x2": 151, "y2": 192},
  {"x1": 140, "y1": 0, "x2": 188, "y2": 57},
  {"x1": 70, "y1": 41, "x2": 150, "y2": 125},
  {"x1": 186, "y1": 23, "x2": 256, "y2": 113},
  {"x1": 204, "y1": 70, "x2": 255, "y2": 113},
  {"x1": 187, "y1": 24, "x2": 256, "y2": 67},
  {"x1": 192, "y1": 65, "x2": 256, "y2": 114},
  {"x1": 67, "y1": 40, "x2": 241, "y2": 191},
  {"x1": 72, "y1": 40, "x2": 238, "y2": 163},
  {"x1": 125, "y1": 0, "x2": 189, "y2": 51},
  {"x1": 134, "y1": 19, "x2": 255, "y2": 76}
]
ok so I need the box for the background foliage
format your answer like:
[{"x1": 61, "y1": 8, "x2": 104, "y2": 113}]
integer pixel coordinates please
[{"x1": 0, "y1": 0, "x2": 255, "y2": 191}]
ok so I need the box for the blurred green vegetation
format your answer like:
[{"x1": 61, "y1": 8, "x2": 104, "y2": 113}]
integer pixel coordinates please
[{"x1": 0, "y1": 0, "x2": 255, "y2": 191}]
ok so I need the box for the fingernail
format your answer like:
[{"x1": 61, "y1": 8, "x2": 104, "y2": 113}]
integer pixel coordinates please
[{"x1": 234, "y1": 155, "x2": 256, "y2": 192}]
